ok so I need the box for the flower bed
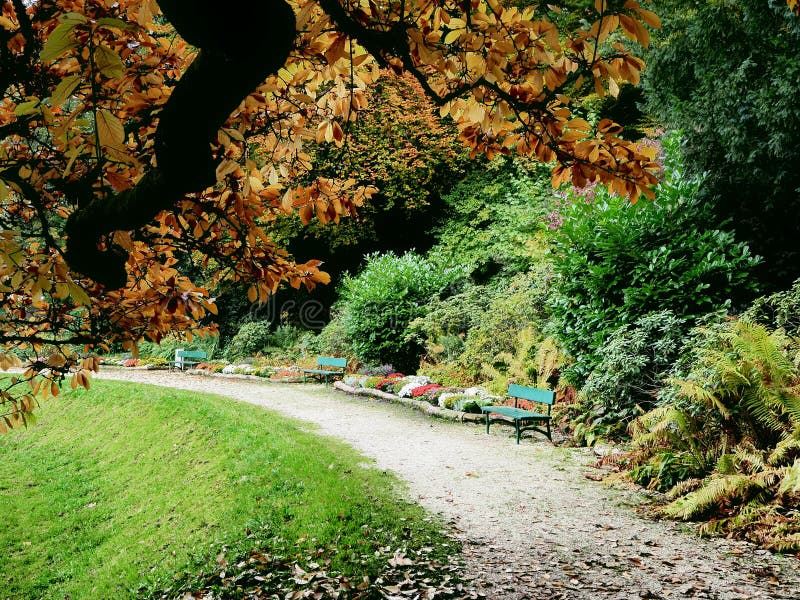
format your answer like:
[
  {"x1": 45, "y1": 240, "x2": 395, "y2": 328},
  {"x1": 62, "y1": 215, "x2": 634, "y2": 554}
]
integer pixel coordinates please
[{"x1": 345, "y1": 374, "x2": 500, "y2": 413}]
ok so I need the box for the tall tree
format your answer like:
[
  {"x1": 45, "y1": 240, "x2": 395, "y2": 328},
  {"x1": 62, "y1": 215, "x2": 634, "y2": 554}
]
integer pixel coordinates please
[
  {"x1": 644, "y1": 0, "x2": 800, "y2": 291},
  {"x1": 0, "y1": 0, "x2": 660, "y2": 430}
]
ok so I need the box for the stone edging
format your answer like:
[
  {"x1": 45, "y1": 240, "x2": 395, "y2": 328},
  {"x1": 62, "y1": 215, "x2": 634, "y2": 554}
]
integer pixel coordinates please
[{"x1": 333, "y1": 381, "x2": 484, "y2": 424}]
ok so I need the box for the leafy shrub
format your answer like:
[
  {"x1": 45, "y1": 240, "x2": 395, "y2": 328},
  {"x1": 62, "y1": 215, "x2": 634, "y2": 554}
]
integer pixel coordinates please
[
  {"x1": 459, "y1": 266, "x2": 553, "y2": 377},
  {"x1": 137, "y1": 337, "x2": 219, "y2": 361},
  {"x1": 743, "y1": 278, "x2": 800, "y2": 337},
  {"x1": 628, "y1": 320, "x2": 800, "y2": 550},
  {"x1": 224, "y1": 321, "x2": 272, "y2": 360},
  {"x1": 548, "y1": 152, "x2": 760, "y2": 388},
  {"x1": 336, "y1": 252, "x2": 465, "y2": 373},
  {"x1": 578, "y1": 311, "x2": 689, "y2": 432},
  {"x1": 316, "y1": 312, "x2": 352, "y2": 358},
  {"x1": 266, "y1": 324, "x2": 302, "y2": 353},
  {"x1": 430, "y1": 157, "x2": 554, "y2": 280}
]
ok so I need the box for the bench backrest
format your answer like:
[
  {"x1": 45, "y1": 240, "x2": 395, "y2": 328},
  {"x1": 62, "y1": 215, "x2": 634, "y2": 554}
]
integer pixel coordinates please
[
  {"x1": 317, "y1": 356, "x2": 347, "y2": 370},
  {"x1": 508, "y1": 383, "x2": 555, "y2": 406},
  {"x1": 177, "y1": 350, "x2": 207, "y2": 360}
]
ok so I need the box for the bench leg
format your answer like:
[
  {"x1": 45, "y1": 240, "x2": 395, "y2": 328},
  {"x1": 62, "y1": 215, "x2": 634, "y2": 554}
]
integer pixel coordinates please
[
  {"x1": 546, "y1": 419, "x2": 551, "y2": 441},
  {"x1": 515, "y1": 420, "x2": 521, "y2": 444},
  {"x1": 485, "y1": 413, "x2": 490, "y2": 434}
]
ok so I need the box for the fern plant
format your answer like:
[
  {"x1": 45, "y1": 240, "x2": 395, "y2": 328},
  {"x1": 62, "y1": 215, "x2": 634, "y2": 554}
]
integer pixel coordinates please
[{"x1": 627, "y1": 320, "x2": 800, "y2": 551}]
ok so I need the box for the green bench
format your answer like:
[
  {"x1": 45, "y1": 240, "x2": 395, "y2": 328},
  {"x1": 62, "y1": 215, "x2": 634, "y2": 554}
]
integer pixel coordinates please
[
  {"x1": 481, "y1": 383, "x2": 555, "y2": 443},
  {"x1": 169, "y1": 349, "x2": 207, "y2": 371},
  {"x1": 302, "y1": 356, "x2": 347, "y2": 384}
]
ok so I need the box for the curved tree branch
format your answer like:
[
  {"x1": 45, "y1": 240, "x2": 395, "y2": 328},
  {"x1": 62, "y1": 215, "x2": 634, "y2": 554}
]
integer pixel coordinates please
[{"x1": 64, "y1": 0, "x2": 297, "y2": 289}]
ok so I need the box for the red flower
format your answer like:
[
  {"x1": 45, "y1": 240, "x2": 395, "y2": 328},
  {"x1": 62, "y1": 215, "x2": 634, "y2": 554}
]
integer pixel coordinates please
[{"x1": 411, "y1": 384, "x2": 442, "y2": 398}]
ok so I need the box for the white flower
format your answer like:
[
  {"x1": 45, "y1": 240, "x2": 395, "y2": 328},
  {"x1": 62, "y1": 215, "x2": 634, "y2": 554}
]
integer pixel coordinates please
[{"x1": 397, "y1": 376, "x2": 431, "y2": 398}]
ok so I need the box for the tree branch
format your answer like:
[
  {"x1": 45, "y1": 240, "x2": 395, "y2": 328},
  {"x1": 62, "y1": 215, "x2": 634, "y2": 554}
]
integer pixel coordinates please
[{"x1": 64, "y1": 0, "x2": 297, "y2": 289}]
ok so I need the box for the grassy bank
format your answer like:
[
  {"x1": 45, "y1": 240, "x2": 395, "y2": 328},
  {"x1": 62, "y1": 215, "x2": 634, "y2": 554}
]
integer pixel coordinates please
[{"x1": 0, "y1": 380, "x2": 459, "y2": 599}]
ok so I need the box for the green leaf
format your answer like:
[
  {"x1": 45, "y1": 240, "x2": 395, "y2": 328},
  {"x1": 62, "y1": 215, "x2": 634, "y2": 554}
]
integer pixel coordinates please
[
  {"x1": 60, "y1": 12, "x2": 88, "y2": 26},
  {"x1": 95, "y1": 17, "x2": 135, "y2": 31},
  {"x1": 13, "y1": 100, "x2": 41, "y2": 116},
  {"x1": 96, "y1": 109, "x2": 125, "y2": 149},
  {"x1": 50, "y1": 74, "x2": 81, "y2": 107},
  {"x1": 40, "y1": 22, "x2": 77, "y2": 63},
  {"x1": 94, "y1": 44, "x2": 125, "y2": 79}
]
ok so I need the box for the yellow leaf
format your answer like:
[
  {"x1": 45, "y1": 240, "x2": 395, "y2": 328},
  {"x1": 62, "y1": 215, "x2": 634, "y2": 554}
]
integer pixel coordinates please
[
  {"x1": 215, "y1": 159, "x2": 239, "y2": 181},
  {"x1": 51, "y1": 74, "x2": 81, "y2": 107},
  {"x1": 247, "y1": 285, "x2": 258, "y2": 302},
  {"x1": 608, "y1": 77, "x2": 619, "y2": 98},
  {"x1": 0, "y1": 179, "x2": 7, "y2": 201},
  {"x1": 68, "y1": 282, "x2": 91, "y2": 306},
  {"x1": 443, "y1": 30, "x2": 461, "y2": 44},
  {"x1": 94, "y1": 44, "x2": 125, "y2": 79},
  {"x1": 96, "y1": 109, "x2": 125, "y2": 149},
  {"x1": 635, "y1": 8, "x2": 661, "y2": 29}
]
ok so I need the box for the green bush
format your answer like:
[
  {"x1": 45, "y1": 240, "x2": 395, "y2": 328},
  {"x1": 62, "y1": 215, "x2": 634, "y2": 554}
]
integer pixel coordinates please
[
  {"x1": 430, "y1": 157, "x2": 554, "y2": 280},
  {"x1": 578, "y1": 310, "x2": 689, "y2": 434},
  {"x1": 137, "y1": 336, "x2": 219, "y2": 361},
  {"x1": 743, "y1": 278, "x2": 800, "y2": 337},
  {"x1": 316, "y1": 312, "x2": 352, "y2": 358},
  {"x1": 223, "y1": 321, "x2": 272, "y2": 360},
  {"x1": 336, "y1": 252, "x2": 465, "y2": 373},
  {"x1": 548, "y1": 147, "x2": 760, "y2": 388}
]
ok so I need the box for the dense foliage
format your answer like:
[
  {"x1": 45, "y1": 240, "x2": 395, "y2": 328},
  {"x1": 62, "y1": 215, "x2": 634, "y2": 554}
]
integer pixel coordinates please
[
  {"x1": 577, "y1": 310, "x2": 689, "y2": 437},
  {"x1": 548, "y1": 149, "x2": 760, "y2": 387},
  {"x1": 629, "y1": 320, "x2": 800, "y2": 551},
  {"x1": 645, "y1": 0, "x2": 800, "y2": 290},
  {"x1": 332, "y1": 252, "x2": 465, "y2": 372},
  {"x1": 429, "y1": 158, "x2": 553, "y2": 281},
  {"x1": 744, "y1": 279, "x2": 800, "y2": 338},
  {"x1": 0, "y1": 0, "x2": 663, "y2": 427}
]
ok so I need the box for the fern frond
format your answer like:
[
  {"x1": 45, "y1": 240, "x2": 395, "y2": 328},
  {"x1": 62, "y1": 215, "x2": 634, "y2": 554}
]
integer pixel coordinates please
[
  {"x1": 631, "y1": 405, "x2": 692, "y2": 449},
  {"x1": 665, "y1": 378, "x2": 731, "y2": 418},
  {"x1": 663, "y1": 475, "x2": 764, "y2": 520},
  {"x1": 715, "y1": 453, "x2": 736, "y2": 475},
  {"x1": 732, "y1": 445, "x2": 767, "y2": 474},
  {"x1": 741, "y1": 387, "x2": 786, "y2": 433},
  {"x1": 780, "y1": 386, "x2": 800, "y2": 426},
  {"x1": 768, "y1": 436, "x2": 800, "y2": 466},
  {"x1": 696, "y1": 502, "x2": 774, "y2": 538},
  {"x1": 778, "y1": 460, "x2": 800, "y2": 498},
  {"x1": 666, "y1": 477, "x2": 704, "y2": 500}
]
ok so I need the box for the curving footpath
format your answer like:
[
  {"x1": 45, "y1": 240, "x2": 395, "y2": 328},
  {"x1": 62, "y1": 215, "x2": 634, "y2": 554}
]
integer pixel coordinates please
[{"x1": 98, "y1": 369, "x2": 799, "y2": 600}]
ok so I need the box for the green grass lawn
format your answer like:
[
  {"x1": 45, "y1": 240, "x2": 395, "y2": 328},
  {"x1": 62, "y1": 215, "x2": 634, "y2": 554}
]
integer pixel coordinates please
[{"x1": 0, "y1": 380, "x2": 458, "y2": 599}]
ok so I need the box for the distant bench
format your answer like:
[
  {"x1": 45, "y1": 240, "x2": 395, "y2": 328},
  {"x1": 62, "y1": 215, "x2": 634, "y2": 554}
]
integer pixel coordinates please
[
  {"x1": 169, "y1": 350, "x2": 207, "y2": 371},
  {"x1": 481, "y1": 383, "x2": 555, "y2": 443},
  {"x1": 302, "y1": 356, "x2": 347, "y2": 384}
]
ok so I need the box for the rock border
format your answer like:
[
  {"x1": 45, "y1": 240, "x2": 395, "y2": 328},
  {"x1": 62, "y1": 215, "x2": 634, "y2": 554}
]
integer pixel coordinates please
[
  {"x1": 103, "y1": 366, "x2": 483, "y2": 424},
  {"x1": 333, "y1": 381, "x2": 484, "y2": 424}
]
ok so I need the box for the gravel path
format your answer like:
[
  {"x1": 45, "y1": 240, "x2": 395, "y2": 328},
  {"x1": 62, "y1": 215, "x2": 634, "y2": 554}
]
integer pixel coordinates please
[{"x1": 98, "y1": 369, "x2": 799, "y2": 599}]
